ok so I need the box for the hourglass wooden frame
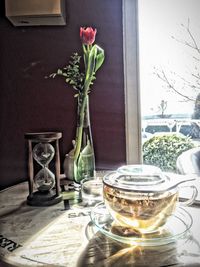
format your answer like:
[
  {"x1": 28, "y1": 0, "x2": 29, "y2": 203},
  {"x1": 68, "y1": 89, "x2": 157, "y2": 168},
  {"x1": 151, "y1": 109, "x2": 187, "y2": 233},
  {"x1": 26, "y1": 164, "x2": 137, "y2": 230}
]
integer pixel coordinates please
[{"x1": 25, "y1": 132, "x2": 63, "y2": 206}]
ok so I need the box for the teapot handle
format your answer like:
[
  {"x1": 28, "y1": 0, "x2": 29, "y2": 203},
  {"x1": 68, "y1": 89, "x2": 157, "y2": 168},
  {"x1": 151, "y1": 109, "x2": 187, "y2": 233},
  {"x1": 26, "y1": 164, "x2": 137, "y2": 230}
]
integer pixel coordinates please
[{"x1": 178, "y1": 185, "x2": 198, "y2": 206}]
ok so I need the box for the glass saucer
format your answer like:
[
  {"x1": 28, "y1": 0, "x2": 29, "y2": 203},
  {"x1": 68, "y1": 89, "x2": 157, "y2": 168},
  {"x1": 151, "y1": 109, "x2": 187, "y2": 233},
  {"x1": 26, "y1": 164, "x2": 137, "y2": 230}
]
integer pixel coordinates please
[{"x1": 90, "y1": 202, "x2": 193, "y2": 246}]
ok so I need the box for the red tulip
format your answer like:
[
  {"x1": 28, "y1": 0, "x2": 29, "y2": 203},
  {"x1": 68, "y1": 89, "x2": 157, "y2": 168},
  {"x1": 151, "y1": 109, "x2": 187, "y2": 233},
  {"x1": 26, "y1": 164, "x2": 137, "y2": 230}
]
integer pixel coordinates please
[{"x1": 80, "y1": 27, "x2": 97, "y2": 45}]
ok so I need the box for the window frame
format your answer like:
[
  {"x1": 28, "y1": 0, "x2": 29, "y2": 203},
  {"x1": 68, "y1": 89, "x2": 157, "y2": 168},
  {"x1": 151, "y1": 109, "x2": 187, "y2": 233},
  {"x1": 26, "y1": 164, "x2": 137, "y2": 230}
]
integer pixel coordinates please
[{"x1": 122, "y1": 0, "x2": 142, "y2": 164}]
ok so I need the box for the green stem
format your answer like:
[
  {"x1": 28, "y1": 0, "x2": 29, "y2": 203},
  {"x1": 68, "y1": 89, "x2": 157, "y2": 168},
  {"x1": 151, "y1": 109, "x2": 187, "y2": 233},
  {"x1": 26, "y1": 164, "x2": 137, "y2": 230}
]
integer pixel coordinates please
[
  {"x1": 74, "y1": 93, "x2": 87, "y2": 161},
  {"x1": 74, "y1": 75, "x2": 92, "y2": 162},
  {"x1": 74, "y1": 44, "x2": 94, "y2": 163},
  {"x1": 82, "y1": 45, "x2": 87, "y2": 68}
]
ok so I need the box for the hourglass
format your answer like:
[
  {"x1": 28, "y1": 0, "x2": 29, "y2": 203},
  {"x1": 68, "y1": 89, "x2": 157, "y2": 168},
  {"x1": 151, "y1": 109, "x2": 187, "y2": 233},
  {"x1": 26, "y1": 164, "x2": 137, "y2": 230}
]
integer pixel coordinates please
[{"x1": 25, "y1": 132, "x2": 63, "y2": 206}]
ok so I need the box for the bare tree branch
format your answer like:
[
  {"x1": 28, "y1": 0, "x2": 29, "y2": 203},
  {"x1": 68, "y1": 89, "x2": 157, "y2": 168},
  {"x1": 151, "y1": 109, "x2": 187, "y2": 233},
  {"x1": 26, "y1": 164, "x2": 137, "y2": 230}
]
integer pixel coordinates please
[
  {"x1": 154, "y1": 20, "x2": 200, "y2": 105},
  {"x1": 154, "y1": 68, "x2": 195, "y2": 101},
  {"x1": 172, "y1": 19, "x2": 200, "y2": 54},
  {"x1": 185, "y1": 19, "x2": 200, "y2": 54}
]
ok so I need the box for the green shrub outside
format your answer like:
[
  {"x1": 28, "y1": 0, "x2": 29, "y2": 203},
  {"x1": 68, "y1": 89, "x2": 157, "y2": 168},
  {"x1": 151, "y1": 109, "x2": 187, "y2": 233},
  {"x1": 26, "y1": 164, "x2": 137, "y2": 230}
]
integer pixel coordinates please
[{"x1": 143, "y1": 134, "x2": 195, "y2": 172}]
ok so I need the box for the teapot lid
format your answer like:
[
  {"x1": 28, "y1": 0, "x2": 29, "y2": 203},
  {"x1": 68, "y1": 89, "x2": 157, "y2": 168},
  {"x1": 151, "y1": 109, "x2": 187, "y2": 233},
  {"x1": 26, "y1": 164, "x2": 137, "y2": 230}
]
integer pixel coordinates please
[{"x1": 103, "y1": 165, "x2": 195, "y2": 193}]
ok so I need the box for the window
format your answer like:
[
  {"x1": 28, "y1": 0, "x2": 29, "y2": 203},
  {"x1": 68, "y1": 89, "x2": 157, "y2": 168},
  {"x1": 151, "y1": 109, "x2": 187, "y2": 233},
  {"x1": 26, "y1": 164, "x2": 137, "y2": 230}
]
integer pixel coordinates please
[{"x1": 124, "y1": 0, "x2": 200, "y2": 170}]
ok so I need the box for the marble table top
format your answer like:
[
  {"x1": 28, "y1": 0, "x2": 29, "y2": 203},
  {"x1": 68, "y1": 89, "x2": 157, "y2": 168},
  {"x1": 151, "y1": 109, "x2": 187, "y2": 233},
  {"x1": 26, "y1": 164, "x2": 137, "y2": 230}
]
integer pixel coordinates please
[{"x1": 0, "y1": 179, "x2": 200, "y2": 267}]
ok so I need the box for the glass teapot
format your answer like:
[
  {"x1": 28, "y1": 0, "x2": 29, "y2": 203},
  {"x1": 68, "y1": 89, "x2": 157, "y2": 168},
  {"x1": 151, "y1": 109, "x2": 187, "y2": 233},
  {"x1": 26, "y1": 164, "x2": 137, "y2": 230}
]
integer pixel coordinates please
[{"x1": 103, "y1": 165, "x2": 198, "y2": 233}]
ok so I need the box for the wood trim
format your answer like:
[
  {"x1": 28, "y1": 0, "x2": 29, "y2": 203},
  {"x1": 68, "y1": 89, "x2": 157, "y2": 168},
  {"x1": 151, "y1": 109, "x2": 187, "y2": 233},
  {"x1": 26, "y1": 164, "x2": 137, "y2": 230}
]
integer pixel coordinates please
[{"x1": 122, "y1": 0, "x2": 142, "y2": 164}]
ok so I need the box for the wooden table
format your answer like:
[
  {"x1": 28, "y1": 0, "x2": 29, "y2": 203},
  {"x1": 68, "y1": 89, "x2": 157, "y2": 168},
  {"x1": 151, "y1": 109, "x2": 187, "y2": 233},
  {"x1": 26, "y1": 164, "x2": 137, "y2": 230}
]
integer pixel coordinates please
[{"x1": 0, "y1": 179, "x2": 200, "y2": 267}]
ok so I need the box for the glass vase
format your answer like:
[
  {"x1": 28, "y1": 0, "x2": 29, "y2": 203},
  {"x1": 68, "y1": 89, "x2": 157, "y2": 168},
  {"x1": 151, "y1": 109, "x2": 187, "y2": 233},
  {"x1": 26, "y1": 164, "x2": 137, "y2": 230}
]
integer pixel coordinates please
[{"x1": 74, "y1": 95, "x2": 95, "y2": 183}]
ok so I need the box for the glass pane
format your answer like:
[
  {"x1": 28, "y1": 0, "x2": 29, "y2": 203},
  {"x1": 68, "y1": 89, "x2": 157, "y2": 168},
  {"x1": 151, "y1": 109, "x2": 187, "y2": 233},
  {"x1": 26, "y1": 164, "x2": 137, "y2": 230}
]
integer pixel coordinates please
[{"x1": 138, "y1": 0, "x2": 200, "y2": 173}]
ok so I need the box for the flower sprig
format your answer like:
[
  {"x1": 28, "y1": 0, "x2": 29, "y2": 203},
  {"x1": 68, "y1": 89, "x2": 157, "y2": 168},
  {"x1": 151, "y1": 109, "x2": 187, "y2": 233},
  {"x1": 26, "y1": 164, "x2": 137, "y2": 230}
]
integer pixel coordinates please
[
  {"x1": 48, "y1": 27, "x2": 104, "y2": 98},
  {"x1": 48, "y1": 27, "x2": 105, "y2": 181},
  {"x1": 49, "y1": 52, "x2": 85, "y2": 95},
  {"x1": 73, "y1": 27, "x2": 105, "y2": 165}
]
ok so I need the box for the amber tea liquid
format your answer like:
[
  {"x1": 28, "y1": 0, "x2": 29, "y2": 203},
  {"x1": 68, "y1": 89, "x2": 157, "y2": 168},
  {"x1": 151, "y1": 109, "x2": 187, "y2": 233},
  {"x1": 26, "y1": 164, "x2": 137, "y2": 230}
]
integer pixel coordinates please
[{"x1": 103, "y1": 185, "x2": 178, "y2": 233}]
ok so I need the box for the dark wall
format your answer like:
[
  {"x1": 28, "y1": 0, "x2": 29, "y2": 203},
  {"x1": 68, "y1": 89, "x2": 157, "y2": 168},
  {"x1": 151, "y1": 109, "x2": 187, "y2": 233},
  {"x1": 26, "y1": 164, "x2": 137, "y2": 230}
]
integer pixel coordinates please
[{"x1": 0, "y1": 0, "x2": 126, "y2": 190}]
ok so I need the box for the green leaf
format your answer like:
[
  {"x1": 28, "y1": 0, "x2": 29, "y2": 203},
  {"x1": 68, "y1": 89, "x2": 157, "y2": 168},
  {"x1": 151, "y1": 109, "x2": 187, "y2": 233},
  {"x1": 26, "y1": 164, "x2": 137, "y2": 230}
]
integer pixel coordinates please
[
  {"x1": 94, "y1": 45, "x2": 105, "y2": 72},
  {"x1": 57, "y1": 69, "x2": 63, "y2": 75}
]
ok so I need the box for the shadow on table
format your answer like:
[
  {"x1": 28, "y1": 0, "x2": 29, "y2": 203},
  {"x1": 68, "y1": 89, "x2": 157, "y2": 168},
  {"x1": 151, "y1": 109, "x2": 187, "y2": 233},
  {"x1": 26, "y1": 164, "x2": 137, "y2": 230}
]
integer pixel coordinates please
[{"x1": 77, "y1": 222, "x2": 200, "y2": 267}]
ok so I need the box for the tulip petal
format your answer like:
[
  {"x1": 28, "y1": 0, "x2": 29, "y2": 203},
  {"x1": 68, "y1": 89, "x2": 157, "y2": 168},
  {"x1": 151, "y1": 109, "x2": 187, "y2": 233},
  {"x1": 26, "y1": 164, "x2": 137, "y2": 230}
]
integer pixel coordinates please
[{"x1": 80, "y1": 27, "x2": 97, "y2": 45}]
